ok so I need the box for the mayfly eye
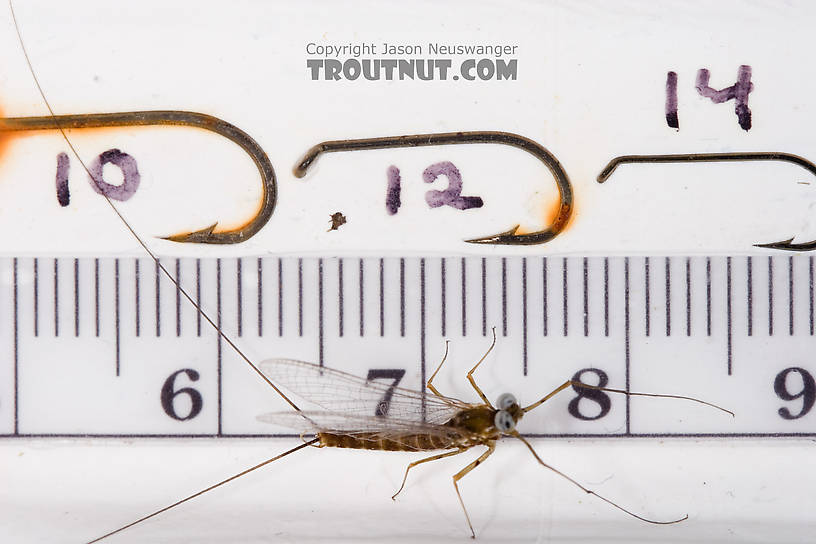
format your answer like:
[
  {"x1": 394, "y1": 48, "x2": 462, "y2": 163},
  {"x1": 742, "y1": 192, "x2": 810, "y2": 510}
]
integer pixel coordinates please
[
  {"x1": 494, "y1": 410, "x2": 516, "y2": 432},
  {"x1": 496, "y1": 393, "x2": 517, "y2": 410}
]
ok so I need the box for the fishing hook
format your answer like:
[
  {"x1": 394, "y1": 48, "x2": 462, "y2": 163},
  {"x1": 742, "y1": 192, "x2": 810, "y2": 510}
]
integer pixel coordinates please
[
  {"x1": 597, "y1": 152, "x2": 816, "y2": 252},
  {"x1": 0, "y1": 110, "x2": 275, "y2": 244},
  {"x1": 294, "y1": 131, "x2": 573, "y2": 245}
]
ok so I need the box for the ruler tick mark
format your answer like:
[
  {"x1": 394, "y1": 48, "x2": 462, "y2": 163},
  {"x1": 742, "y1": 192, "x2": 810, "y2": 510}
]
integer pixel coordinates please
[
  {"x1": 562, "y1": 257, "x2": 568, "y2": 337},
  {"x1": 33, "y1": 258, "x2": 38, "y2": 337},
  {"x1": 460, "y1": 257, "x2": 467, "y2": 336},
  {"x1": 604, "y1": 257, "x2": 609, "y2": 336},
  {"x1": 53, "y1": 258, "x2": 59, "y2": 337},
  {"x1": 13, "y1": 258, "x2": 18, "y2": 435},
  {"x1": 665, "y1": 257, "x2": 671, "y2": 337},
  {"x1": 420, "y1": 258, "x2": 427, "y2": 421},
  {"x1": 481, "y1": 258, "x2": 487, "y2": 337},
  {"x1": 237, "y1": 258, "x2": 243, "y2": 337},
  {"x1": 769, "y1": 256, "x2": 774, "y2": 336},
  {"x1": 278, "y1": 258, "x2": 283, "y2": 337},
  {"x1": 501, "y1": 257, "x2": 507, "y2": 336},
  {"x1": 297, "y1": 258, "x2": 305, "y2": 337},
  {"x1": 115, "y1": 258, "x2": 120, "y2": 376},
  {"x1": 338, "y1": 258, "x2": 344, "y2": 338},
  {"x1": 357, "y1": 258, "x2": 365, "y2": 338},
  {"x1": 747, "y1": 257, "x2": 753, "y2": 336},
  {"x1": 706, "y1": 257, "x2": 712, "y2": 336},
  {"x1": 542, "y1": 257, "x2": 548, "y2": 336},
  {"x1": 134, "y1": 259, "x2": 141, "y2": 337},
  {"x1": 257, "y1": 258, "x2": 263, "y2": 337},
  {"x1": 583, "y1": 257, "x2": 588, "y2": 337},
  {"x1": 685, "y1": 258, "x2": 691, "y2": 337},
  {"x1": 440, "y1": 258, "x2": 447, "y2": 337},
  {"x1": 175, "y1": 259, "x2": 181, "y2": 337},
  {"x1": 216, "y1": 258, "x2": 223, "y2": 436},
  {"x1": 155, "y1": 259, "x2": 161, "y2": 337},
  {"x1": 400, "y1": 258, "x2": 406, "y2": 337},
  {"x1": 644, "y1": 257, "x2": 650, "y2": 337},
  {"x1": 74, "y1": 258, "x2": 79, "y2": 337},
  {"x1": 94, "y1": 258, "x2": 100, "y2": 337},
  {"x1": 196, "y1": 259, "x2": 202, "y2": 337},
  {"x1": 810, "y1": 256, "x2": 814, "y2": 336},
  {"x1": 789, "y1": 256, "x2": 794, "y2": 336},
  {"x1": 319, "y1": 258, "x2": 325, "y2": 365},
  {"x1": 727, "y1": 257, "x2": 733, "y2": 375},
  {"x1": 379, "y1": 258, "x2": 385, "y2": 337},
  {"x1": 522, "y1": 257, "x2": 528, "y2": 375},
  {"x1": 359, "y1": 258, "x2": 364, "y2": 337}
]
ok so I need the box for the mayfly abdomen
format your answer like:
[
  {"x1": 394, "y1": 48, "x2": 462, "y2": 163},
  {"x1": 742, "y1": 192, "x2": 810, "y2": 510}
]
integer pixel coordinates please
[{"x1": 318, "y1": 432, "x2": 456, "y2": 452}]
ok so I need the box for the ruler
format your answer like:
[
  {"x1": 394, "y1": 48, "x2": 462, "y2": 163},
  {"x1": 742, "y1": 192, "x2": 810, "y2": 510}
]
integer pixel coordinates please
[{"x1": 1, "y1": 254, "x2": 812, "y2": 438}]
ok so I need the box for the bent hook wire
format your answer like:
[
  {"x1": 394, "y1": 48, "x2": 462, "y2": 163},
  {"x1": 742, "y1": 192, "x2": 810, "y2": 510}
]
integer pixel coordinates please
[
  {"x1": 294, "y1": 131, "x2": 573, "y2": 245},
  {"x1": 598, "y1": 152, "x2": 816, "y2": 251},
  {"x1": 0, "y1": 110, "x2": 275, "y2": 244}
]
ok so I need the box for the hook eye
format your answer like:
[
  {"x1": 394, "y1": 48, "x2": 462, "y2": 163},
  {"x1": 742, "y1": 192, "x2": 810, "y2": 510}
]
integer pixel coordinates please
[
  {"x1": 294, "y1": 131, "x2": 573, "y2": 246},
  {"x1": 598, "y1": 151, "x2": 816, "y2": 252},
  {"x1": 0, "y1": 110, "x2": 276, "y2": 244}
]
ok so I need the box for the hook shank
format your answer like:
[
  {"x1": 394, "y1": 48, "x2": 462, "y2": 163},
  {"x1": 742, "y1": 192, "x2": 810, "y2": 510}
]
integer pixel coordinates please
[
  {"x1": 597, "y1": 151, "x2": 816, "y2": 252},
  {"x1": 597, "y1": 152, "x2": 816, "y2": 183},
  {"x1": 295, "y1": 131, "x2": 573, "y2": 246},
  {"x1": 0, "y1": 110, "x2": 276, "y2": 244}
]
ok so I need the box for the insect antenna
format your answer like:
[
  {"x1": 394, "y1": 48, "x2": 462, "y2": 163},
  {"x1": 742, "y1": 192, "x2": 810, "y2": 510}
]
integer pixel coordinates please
[
  {"x1": 509, "y1": 431, "x2": 687, "y2": 525},
  {"x1": 522, "y1": 380, "x2": 734, "y2": 417},
  {"x1": 85, "y1": 437, "x2": 319, "y2": 543},
  {"x1": 7, "y1": 0, "x2": 302, "y2": 413}
]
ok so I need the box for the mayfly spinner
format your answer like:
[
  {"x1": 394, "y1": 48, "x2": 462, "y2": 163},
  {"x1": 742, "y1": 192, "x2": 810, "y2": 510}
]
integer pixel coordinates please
[
  {"x1": 6, "y1": 3, "x2": 733, "y2": 542},
  {"x1": 88, "y1": 331, "x2": 733, "y2": 542}
]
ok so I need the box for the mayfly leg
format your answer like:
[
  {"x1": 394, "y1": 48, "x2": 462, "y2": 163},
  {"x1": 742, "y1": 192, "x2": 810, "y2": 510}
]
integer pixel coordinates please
[
  {"x1": 465, "y1": 328, "x2": 497, "y2": 406},
  {"x1": 392, "y1": 447, "x2": 467, "y2": 500},
  {"x1": 510, "y1": 432, "x2": 687, "y2": 525},
  {"x1": 452, "y1": 443, "x2": 496, "y2": 539},
  {"x1": 426, "y1": 340, "x2": 451, "y2": 398},
  {"x1": 427, "y1": 328, "x2": 499, "y2": 404}
]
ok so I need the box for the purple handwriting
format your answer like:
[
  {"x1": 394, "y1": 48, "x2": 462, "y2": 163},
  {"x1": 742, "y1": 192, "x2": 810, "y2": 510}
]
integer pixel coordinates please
[
  {"x1": 88, "y1": 149, "x2": 140, "y2": 201},
  {"x1": 385, "y1": 165, "x2": 401, "y2": 215},
  {"x1": 55, "y1": 152, "x2": 70, "y2": 207},
  {"x1": 665, "y1": 71, "x2": 679, "y2": 129},
  {"x1": 423, "y1": 161, "x2": 483, "y2": 210},
  {"x1": 665, "y1": 65, "x2": 753, "y2": 131},
  {"x1": 385, "y1": 161, "x2": 483, "y2": 215},
  {"x1": 55, "y1": 148, "x2": 141, "y2": 206}
]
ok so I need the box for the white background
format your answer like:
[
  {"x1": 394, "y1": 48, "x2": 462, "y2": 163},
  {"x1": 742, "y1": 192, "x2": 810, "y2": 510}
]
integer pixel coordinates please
[{"x1": 1, "y1": 1, "x2": 816, "y2": 543}]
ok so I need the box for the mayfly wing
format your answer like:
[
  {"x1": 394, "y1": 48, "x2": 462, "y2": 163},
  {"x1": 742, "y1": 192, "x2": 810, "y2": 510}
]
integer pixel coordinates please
[{"x1": 259, "y1": 358, "x2": 470, "y2": 424}]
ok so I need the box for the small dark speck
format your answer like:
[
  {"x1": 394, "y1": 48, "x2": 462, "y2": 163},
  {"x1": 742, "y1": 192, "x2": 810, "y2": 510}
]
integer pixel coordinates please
[
  {"x1": 328, "y1": 212, "x2": 347, "y2": 232},
  {"x1": 93, "y1": 75, "x2": 99, "y2": 82}
]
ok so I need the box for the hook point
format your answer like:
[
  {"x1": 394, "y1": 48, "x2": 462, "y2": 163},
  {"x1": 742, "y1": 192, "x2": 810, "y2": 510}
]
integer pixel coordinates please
[
  {"x1": 161, "y1": 222, "x2": 219, "y2": 244},
  {"x1": 465, "y1": 225, "x2": 521, "y2": 244},
  {"x1": 755, "y1": 237, "x2": 816, "y2": 252}
]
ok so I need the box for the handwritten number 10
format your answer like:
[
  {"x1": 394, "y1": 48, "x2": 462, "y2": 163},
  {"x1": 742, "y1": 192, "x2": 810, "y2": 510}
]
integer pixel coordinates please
[{"x1": 55, "y1": 148, "x2": 140, "y2": 207}]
